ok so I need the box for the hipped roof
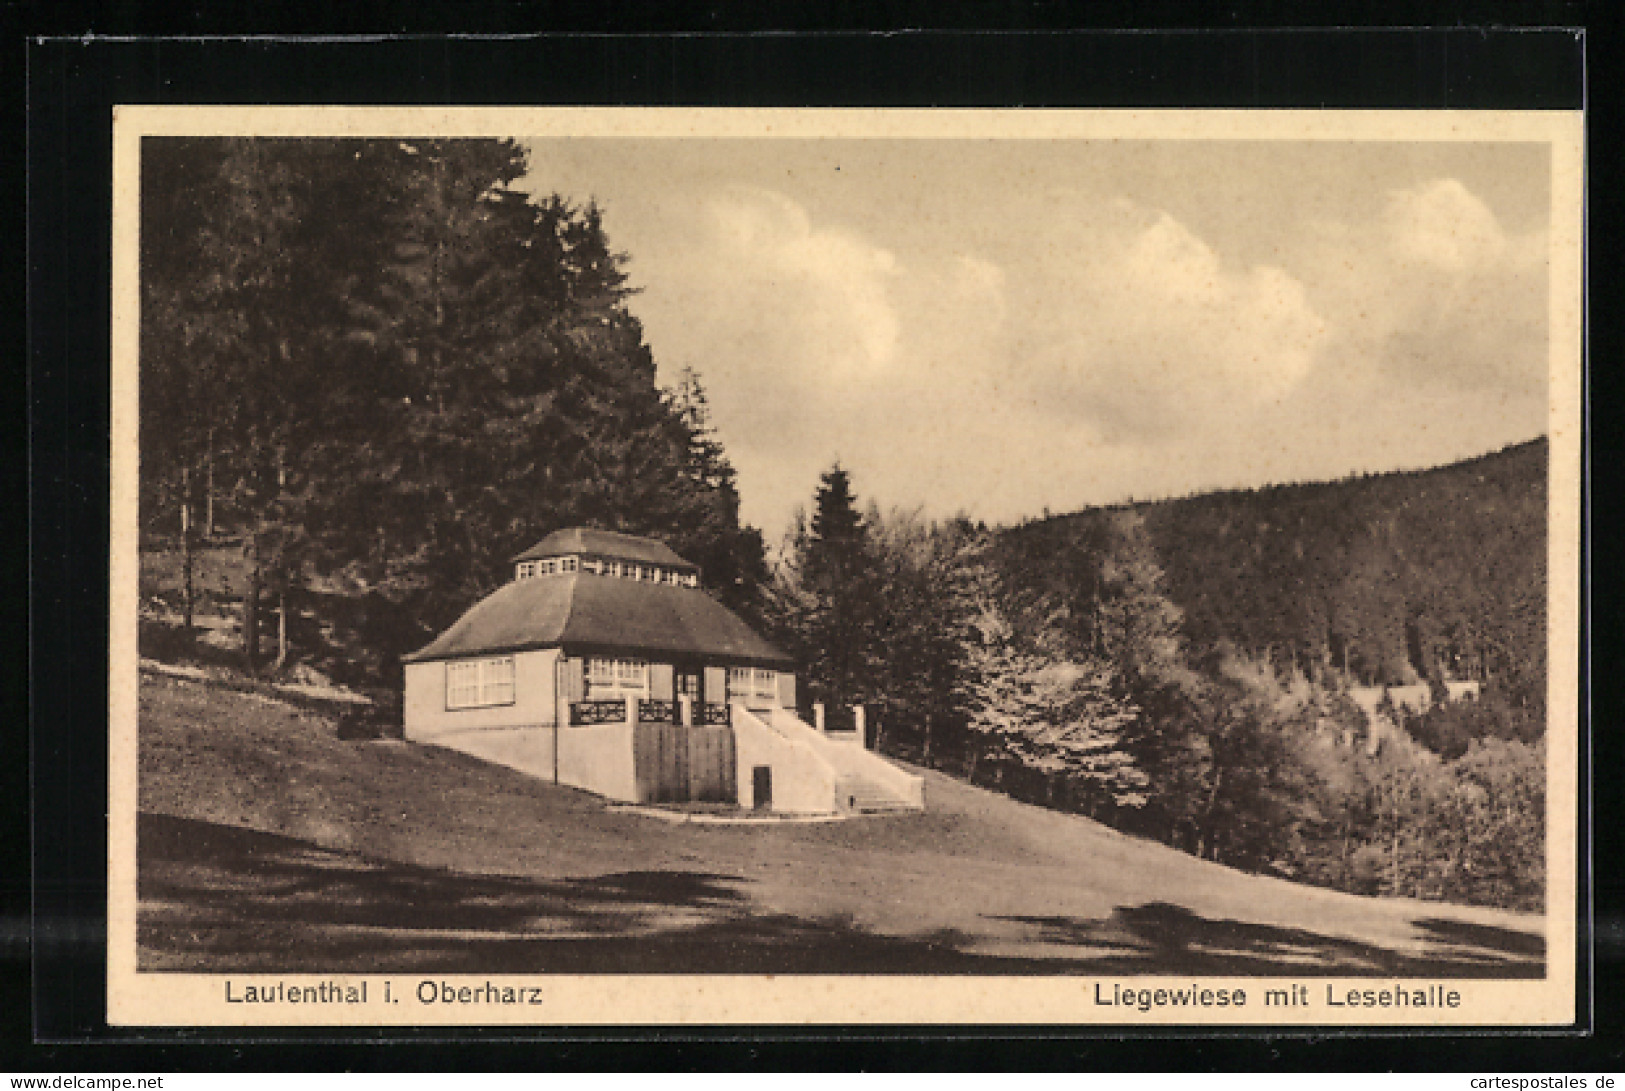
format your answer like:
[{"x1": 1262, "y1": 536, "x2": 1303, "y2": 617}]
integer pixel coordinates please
[
  {"x1": 513, "y1": 527, "x2": 693, "y2": 569},
  {"x1": 402, "y1": 573, "x2": 792, "y2": 667}
]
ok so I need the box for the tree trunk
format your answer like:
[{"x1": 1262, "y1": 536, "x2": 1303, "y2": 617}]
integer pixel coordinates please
[
  {"x1": 921, "y1": 716, "x2": 933, "y2": 768},
  {"x1": 182, "y1": 535, "x2": 194, "y2": 635},
  {"x1": 180, "y1": 469, "x2": 194, "y2": 636},
  {"x1": 204, "y1": 428, "x2": 215, "y2": 538},
  {"x1": 244, "y1": 536, "x2": 262, "y2": 674},
  {"x1": 271, "y1": 588, "x2": 289, "y2": 674},
  {"x1": 1389, "y1": 796, "x2": 1401, "y2": 897},
  {"x1": 1200, "y1": 763, "x2": 1226, "y2": 856}
]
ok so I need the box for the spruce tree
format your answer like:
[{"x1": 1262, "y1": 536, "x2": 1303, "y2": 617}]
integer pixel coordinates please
[
  {"x1": 790, "y1": 465, "x2": 877, "y2": 719},
  {"x1": 140, "y1": 136, "x2": 769, "y2": 673}
]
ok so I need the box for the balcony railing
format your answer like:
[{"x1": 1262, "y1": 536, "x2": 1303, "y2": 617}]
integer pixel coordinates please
[
  {"x1": 637, "y1": 699, "x2": 676, "y2": 724},
  {"x1": 568, "y1": 698, "x2": 733, "y2": 727},
  {"x1": 570, "y1": 699, "x2": 630, "y2": 726}
]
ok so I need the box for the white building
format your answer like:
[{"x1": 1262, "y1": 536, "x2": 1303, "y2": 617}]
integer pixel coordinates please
[{"x1": 402, "y1": 528, "x2": 922, "y2": 815}]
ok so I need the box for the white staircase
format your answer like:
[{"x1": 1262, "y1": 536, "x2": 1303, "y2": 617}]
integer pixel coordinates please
[
  {"x1": 835, "y1": 774, "x2": 920, "y2": 814},
  {"x1": 729, "y1": 703, "x2": 925, "y2": 815},
  {"x1": 759, "y1": 707, "x2": 925, "y2": 814}
]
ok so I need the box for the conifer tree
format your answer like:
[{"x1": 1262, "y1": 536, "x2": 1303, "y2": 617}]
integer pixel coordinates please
[
  {"x1": 140, "y1": 136, "x2": 769, "y2": 671},
  {"x1": 141, "y1": 138, "x2": 385, "y2": 668},
  {"x1": 1089, "y1": 512, "x2": 1212, "y2": 844},
  {"x1": 783, "y1": 465, "x2": 878, "y2": 719},
  {"x1": 861, "y1": 511, "x2": 982, "y2": 762}
]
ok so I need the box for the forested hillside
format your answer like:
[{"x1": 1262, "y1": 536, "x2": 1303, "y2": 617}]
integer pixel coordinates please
[
  {"x1": 769, "y1": 450, "x2": 1548, "y2": 911},
  {"x1": 1000, "y1": 439, "x2": 1546, "y2": 728},
  {"x1": 140, "y1": 138, "x2": 766, "y2": 679}
]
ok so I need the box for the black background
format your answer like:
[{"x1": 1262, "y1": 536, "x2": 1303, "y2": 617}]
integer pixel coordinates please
[{"x1": 14, "y1": 0, "x2": 1612, "y2": 1072}]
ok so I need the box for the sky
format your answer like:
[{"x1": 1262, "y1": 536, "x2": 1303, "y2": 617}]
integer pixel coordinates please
[{"x1": 517, "y1": 137, "x2": 1552, "y2": 543}]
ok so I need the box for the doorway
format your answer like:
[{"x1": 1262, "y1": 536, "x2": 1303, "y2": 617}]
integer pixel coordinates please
[{"x1": 676, "y1": 666, "x2": 702, "y2": 709}]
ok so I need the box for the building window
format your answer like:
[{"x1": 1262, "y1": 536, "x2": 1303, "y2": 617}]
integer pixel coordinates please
[
  {"x1": 606, "y1": 559, "x2": 623, "y2": 578},
  {"x1": 647, "y1": 566, "x2": 660, "y2": 583},
  {"x1": 538, "y1": 558, "x2": 556, "y2": 576},
  {"x1": 516, "y1": 561, "x2": 536, "y2": 580},
  {"x1": 629, "y1": 563, "x2": 644, "y2": 582},
  {"x1": 559, "y1": 556, "x2": 578, "y2": 573},
  {"x1": 587, "y1": 657, "x2": 647, "y2": 697},
  {"x1": 729, "y1": 666, "x2": 777, "y2": 707},
  {"x1": 447, "y1": 656, "x2": 516, "y2": 710}
]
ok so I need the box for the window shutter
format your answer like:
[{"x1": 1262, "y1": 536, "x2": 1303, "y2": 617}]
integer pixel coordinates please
[
  {"x1": 484, "y1": 657, "x2": 516, "y2": 704},
  {"x1": 704, "y1": 665, "x2": 727, "y2": 703},
  {"x1": 776, "y1": 672, "x2": 796, "y2": 710},
  {"x1": 562, "y1": 657, "x2": 585, "y2": 702},
  {"x1": 649, "y1": 663, "x2": 674, "y2": 700}
]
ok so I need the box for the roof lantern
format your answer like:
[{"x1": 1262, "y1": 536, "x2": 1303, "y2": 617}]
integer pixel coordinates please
[{"x1": 511, "y1": 527, "x2": 701, "y2": 587}]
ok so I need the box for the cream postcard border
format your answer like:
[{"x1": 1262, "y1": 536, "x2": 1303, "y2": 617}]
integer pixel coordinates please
[{"x1": 107, "y1": 106, "x2": 1584, "y2": 1028}]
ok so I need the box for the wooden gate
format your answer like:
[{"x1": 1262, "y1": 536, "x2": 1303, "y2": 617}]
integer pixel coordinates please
[
  {"x1": 686, "y1": 723, "x2": 737, "y2": 803},
  {"x1": 634, "y1": 723, "x2": 736, "y2": 804}
]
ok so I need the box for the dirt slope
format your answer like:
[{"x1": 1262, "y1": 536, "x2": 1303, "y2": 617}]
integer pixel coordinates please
[{"x1": 138, "y1": 675, "x2": 1544, "y2": 975}]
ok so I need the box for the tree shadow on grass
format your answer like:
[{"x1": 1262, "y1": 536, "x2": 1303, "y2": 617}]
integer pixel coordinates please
[
  {"x1": 990, "y1": 902, "x2": 1543, "y2": 978},
  {"x1": 139, "y1": 814, "x2": 1545, "y2": 978},
  {"x1": 138, "y1": 813, "x2": 1056, "y2": 974},
  {"x1": 1410, "y1": 916, "x2": 1545, "y2": 957}
]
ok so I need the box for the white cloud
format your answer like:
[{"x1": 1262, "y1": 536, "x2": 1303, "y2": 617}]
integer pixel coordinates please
[
  {"x1": 630, "y1": 186, "x2": 1023, "y2": 534},
  {"x1": 613, "y1": 187, "x2": 941, "y2": 533},
  {"x1": 590, "y1": 161, "x2": 1548, "y2": 536},
  {"x1": 704, "y1": 186, "x2": 901, "y2": 384},
  {"x1": 1013, "y1": 198, "x2": 1327, "y2": 438},
  {"x1": 1385, "y1": 178, "x2": 1509, "y2": 271},
  {"x1": 1312, "y1": 177, "x2": 1548, "y2": 397}
]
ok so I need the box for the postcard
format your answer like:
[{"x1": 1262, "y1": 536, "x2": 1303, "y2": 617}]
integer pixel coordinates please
[{"x1": 108, "y1": 106, "x2": 1583, "y2": 1027}]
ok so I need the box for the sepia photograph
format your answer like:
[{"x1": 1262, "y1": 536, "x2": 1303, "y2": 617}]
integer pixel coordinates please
[{"x1": 106, "y1": 107, "x2": 1582, "y2": 1027}]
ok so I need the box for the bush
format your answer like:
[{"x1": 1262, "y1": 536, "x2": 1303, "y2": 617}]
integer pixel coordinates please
[
  {"x1": 1348, "y1": 843, "x2": 1389, "y2": 894},
  {"x1": 335, "y1": 699, "x2": 403, "y2": 741},
  {"x1": 1403, "y1": 681, "x2": 1541, "y2": 758},
  {"x1": 139, "y1": 619, "x2": 197, "y2": 662}
]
